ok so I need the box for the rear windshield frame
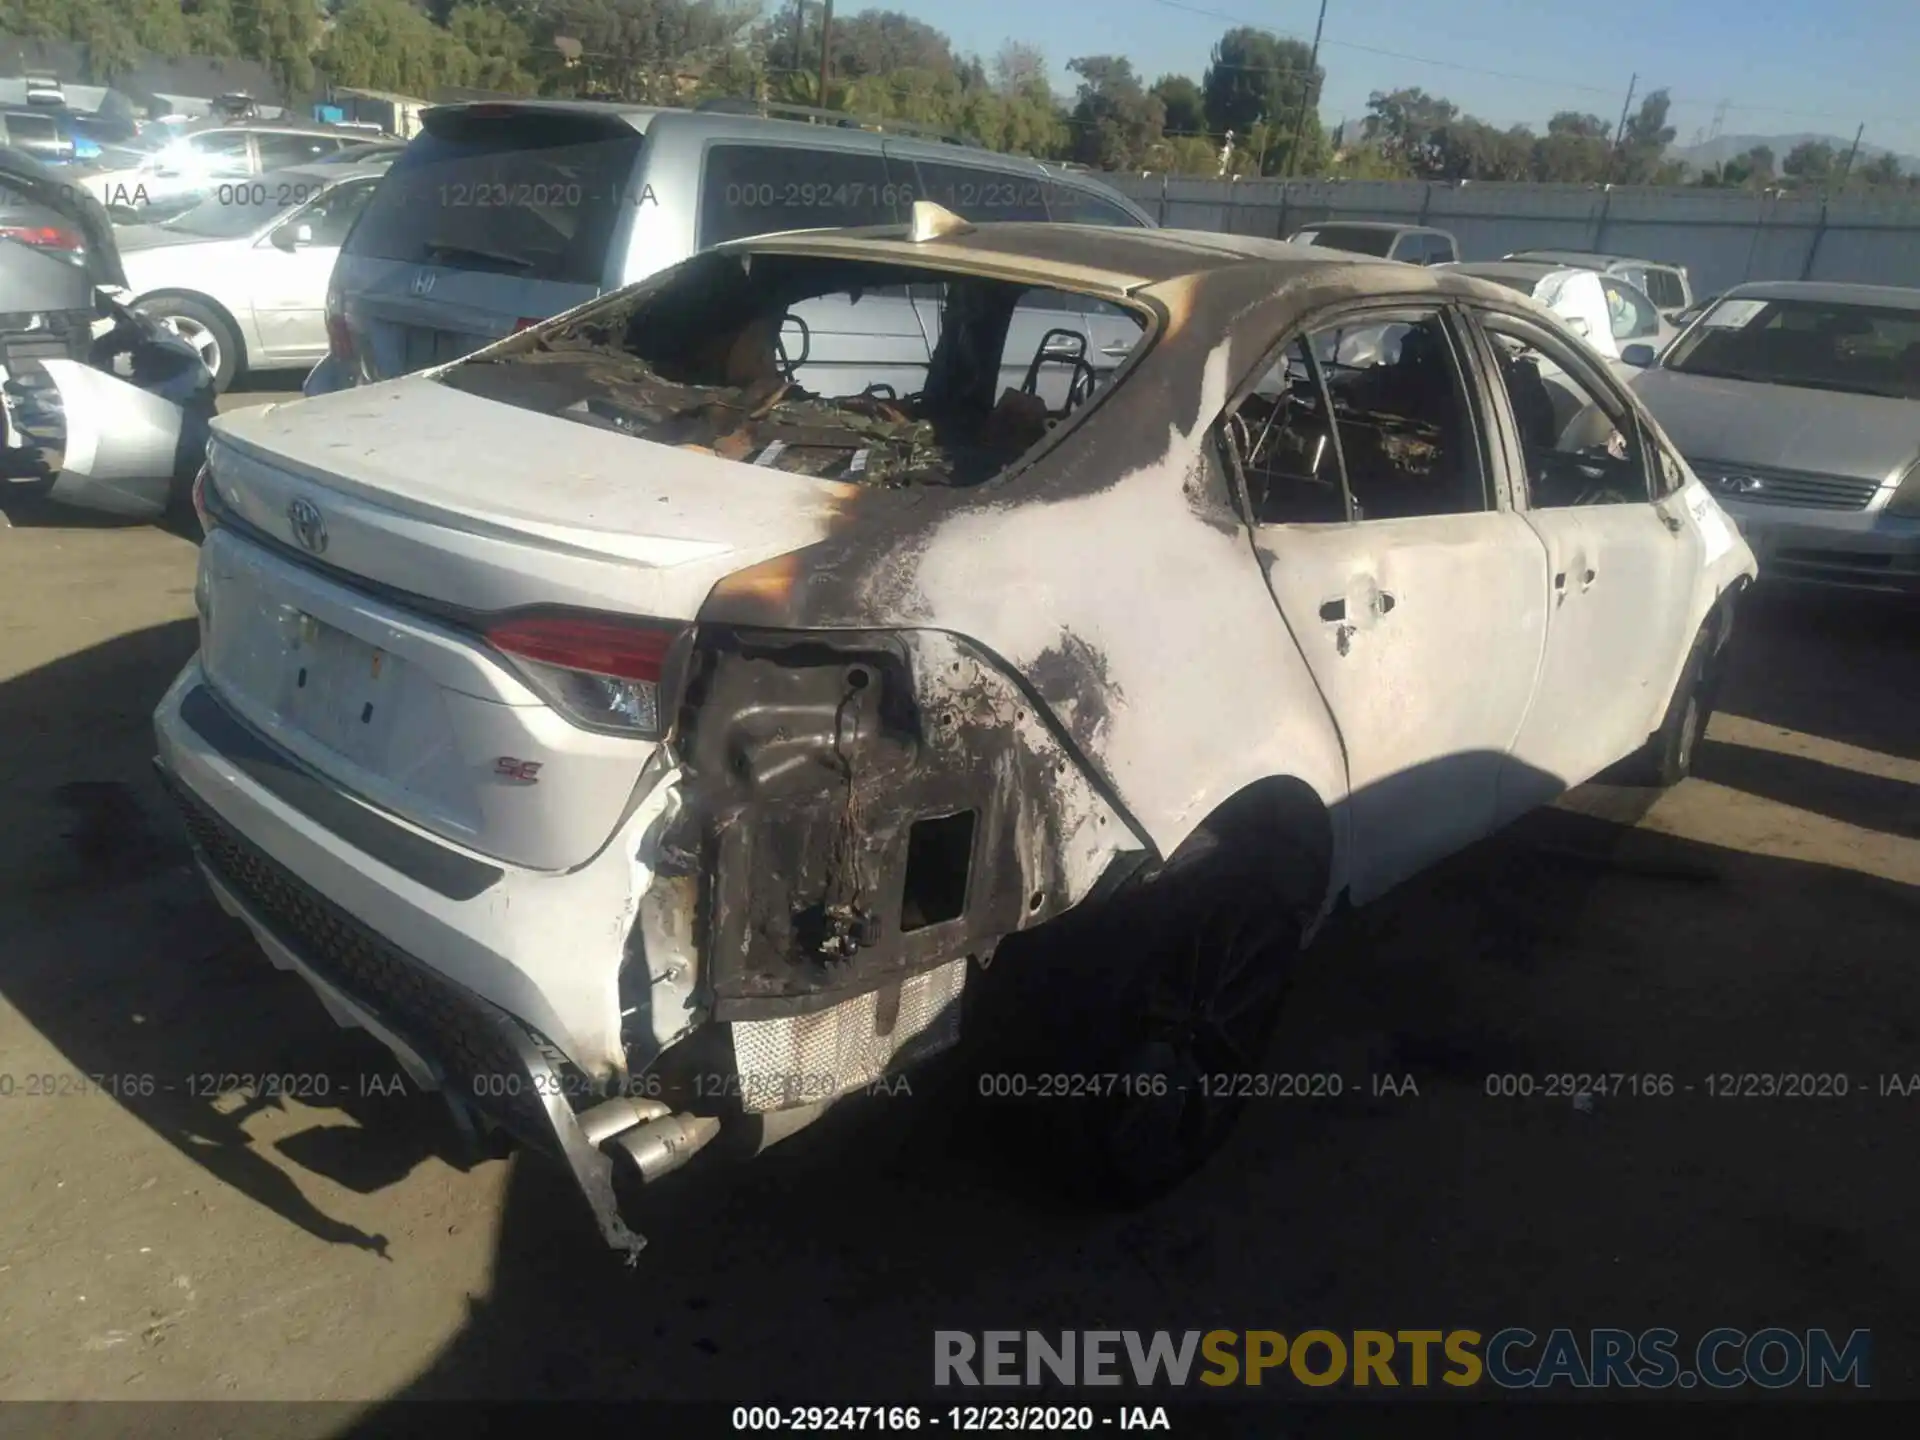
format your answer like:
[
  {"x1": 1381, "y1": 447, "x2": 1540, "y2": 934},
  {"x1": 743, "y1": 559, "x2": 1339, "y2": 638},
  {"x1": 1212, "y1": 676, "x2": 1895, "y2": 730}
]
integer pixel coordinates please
[{"x1": 436, "y1": 244, "x2": 1162, "y2": 495}]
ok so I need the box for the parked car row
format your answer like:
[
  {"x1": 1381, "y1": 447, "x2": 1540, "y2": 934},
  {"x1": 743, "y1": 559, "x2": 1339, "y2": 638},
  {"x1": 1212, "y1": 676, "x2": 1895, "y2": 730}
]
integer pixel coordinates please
[{"x1": 7, "y1": 97, "x2": 1913, "y2": 1264}]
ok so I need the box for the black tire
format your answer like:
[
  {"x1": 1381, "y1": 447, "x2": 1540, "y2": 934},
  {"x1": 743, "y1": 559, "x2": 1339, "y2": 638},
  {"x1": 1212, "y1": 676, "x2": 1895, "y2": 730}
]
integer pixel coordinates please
[
  {"x1": 134, "y1": 294, "x2": 241, "y2": 393},
  {"x1": 988, "y1": 837, "x2": 1302, "y2": 1207},
  {"x1": 1624, "y1": 608, "x2": 1730, "y2": 788}
]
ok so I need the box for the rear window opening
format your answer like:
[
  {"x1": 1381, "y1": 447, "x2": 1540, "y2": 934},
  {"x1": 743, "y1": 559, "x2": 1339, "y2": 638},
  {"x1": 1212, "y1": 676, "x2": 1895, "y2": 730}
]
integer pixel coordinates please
[
  {"x1": 437, "y1": 248, "x2": 1151, "y2": 489},
  {"x1": 344, "y1": 110, "x2": 645, "y2": 286}
]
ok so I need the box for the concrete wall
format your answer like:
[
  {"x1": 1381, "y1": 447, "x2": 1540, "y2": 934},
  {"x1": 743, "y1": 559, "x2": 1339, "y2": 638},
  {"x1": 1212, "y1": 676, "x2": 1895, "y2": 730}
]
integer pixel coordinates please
[{"x1": 1102, "y1": 176, "x2": 1920, "y2": 296}]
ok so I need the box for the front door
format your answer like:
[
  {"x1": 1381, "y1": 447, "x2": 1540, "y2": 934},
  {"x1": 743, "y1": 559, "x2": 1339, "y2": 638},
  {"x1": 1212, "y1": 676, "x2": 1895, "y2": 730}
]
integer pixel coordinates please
[
  {"x1": 1464, "y1": 306, "x2": 1704, "y2": 816},
  {"x1": 1224, "y1": 304, "x2": 1550, "y2": 902},
  {"x1": 249, "y1": 178, "x2": 379, "y2": 363}
]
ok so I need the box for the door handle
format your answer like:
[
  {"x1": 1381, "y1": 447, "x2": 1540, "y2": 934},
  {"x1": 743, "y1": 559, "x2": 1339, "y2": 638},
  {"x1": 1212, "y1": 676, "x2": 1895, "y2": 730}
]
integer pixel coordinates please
[
  {"x1": 1100, "y1": 343, "x2": 1133, "y2": 358},
  {"x1": 1319, "y1": 592, "x2": 1396, "y2": 624}
]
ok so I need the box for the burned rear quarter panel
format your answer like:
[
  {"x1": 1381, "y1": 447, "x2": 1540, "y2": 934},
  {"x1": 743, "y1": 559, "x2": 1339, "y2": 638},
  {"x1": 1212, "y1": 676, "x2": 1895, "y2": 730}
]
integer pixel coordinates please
[{"x1": 698, "y1": 260, "x2": 1455, "y2": 892}]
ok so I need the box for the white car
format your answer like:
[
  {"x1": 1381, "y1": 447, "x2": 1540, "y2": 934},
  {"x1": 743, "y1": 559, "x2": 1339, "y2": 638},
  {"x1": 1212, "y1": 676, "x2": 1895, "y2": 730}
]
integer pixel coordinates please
[
  {"x1": 152, "y1": 213, "x2": 1755, "y2": 1256},
  {"x1": 116, "y1": 163, "x2": 388, "y2": 391},
  {"x1": 1445, "y1": 260, "x2": 1679, "y2": 377},
  {"x1": 82, "y1": 123, "x2": 369, "y2": 223}
]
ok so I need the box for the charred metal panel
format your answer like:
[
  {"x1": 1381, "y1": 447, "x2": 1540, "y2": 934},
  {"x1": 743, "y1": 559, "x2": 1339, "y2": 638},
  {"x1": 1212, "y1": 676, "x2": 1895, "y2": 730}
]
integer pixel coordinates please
[
  {"x1": 696, "y1": 264, "x2": 1437, "y2": 893},
  {"x1": 669, "y1": 627, "x2": 1134, "y2": 1022}
]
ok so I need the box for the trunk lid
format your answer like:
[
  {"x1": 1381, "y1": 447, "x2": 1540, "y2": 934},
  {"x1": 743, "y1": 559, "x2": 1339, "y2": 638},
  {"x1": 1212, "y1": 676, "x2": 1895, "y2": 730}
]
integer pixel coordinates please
[{"x1": 198, "y1": 375, "x2": 855, "y2": 871}]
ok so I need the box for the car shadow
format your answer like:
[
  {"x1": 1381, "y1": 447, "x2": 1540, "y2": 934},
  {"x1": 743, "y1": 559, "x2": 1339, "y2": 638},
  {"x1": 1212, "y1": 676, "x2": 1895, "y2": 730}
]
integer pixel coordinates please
[
  {"x1": 1693, "y1": 737, "x2": 1919, "y2": 841},
  {"x1": 4, "y1": 592, "x2": 1916, "y2": 1410},
  {"x1": 1714, "y1": 585, "x2": 1920, "y2": 762},
  {"x1": 0, "y1": 621, "x2": 471, "y2": 1258}
]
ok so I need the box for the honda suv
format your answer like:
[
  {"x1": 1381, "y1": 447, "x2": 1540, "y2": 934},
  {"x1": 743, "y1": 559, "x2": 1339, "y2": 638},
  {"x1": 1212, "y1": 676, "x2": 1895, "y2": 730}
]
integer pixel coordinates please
[{"x1": 308, "y1": 100, "x2": 1154, "y2": 399}]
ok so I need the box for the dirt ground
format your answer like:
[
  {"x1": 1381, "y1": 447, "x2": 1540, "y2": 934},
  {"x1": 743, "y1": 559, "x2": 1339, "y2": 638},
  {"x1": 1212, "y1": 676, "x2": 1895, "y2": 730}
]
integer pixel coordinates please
[{"x1": 2, "y1": 414, "x2": 1916, "y2": 1424}]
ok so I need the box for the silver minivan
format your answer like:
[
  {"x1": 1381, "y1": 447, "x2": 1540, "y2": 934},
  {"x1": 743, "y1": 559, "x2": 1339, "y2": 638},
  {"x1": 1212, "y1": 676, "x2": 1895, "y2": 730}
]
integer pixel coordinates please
[{"x1": 308, "y1": 101, "x2": 1156, "y2": 402}]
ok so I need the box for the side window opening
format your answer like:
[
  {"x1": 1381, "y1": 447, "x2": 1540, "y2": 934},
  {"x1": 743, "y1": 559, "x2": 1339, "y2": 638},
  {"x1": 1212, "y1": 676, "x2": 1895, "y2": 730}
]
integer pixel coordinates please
[
  {"x1": 1482, "y1": 316, "x2": 1652, "y2": 508},
  {"x1": 1310, "y1": 313, "x2": 1490, "y2": 520},
  {"x1": 1224, "y1": 311, "x2": 1490, "y2": 525},
  {"x1": 1222, "y1": 339, "x2": 1349, "y2": 525}
]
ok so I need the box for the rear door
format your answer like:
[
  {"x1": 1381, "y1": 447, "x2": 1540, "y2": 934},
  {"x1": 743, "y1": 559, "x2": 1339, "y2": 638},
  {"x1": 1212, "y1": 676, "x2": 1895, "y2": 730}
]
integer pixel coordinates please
[
  {"x1": 332, "y1": 108, "x2": 648, "y2": 382},
  {"x1": 1464, "y1": 306, "x2": 1704, "y2": 814},
  {"x1": 1228, "y1": 303, "x2": 1550, "y2": 901}
]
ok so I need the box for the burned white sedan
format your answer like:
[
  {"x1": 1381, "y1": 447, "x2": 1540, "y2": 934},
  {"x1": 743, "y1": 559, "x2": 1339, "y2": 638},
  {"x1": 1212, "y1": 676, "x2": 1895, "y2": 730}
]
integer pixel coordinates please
[{"x1": 154, "y1": 208, "x2": 1756, "y2": 1256}]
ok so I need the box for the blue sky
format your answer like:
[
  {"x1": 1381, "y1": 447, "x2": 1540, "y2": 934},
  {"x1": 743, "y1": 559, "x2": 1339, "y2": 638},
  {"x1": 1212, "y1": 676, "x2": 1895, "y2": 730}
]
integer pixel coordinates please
[{"x1": 863, "y1": 0, "x2": 1920, "y2": 154}]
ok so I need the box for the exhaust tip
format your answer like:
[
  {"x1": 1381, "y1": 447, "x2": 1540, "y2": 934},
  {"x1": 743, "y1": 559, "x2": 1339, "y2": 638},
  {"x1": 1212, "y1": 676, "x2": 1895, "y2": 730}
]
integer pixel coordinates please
[{"x1": 607, "y1": 1112, "x2": 722, "y2": 1185}]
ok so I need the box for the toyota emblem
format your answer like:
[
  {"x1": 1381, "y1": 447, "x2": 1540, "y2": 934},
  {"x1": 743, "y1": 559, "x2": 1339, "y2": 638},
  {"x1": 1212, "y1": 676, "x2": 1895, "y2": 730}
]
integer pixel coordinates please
[{"x1": 287, "y1": 497, "x2": 329, "y2": 554}]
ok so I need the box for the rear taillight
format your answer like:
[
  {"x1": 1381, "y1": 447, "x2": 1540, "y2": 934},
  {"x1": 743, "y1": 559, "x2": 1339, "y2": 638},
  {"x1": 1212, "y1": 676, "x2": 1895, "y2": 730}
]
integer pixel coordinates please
[
  {"x1": 485, "y1": 614, "x2": 684, "y2": 738},
  {"x1": 512, "y1": 316, "x2": 544, "y2": 334},
  {"x1": 325, "y1": 312, "x2": 353, "y2": 363},
  {"x1": 190, "y1": 460, "x2": 214, "y2": 533},
  {"x1": 0, "y1": 224, "x2": 83, "y2": 253}
]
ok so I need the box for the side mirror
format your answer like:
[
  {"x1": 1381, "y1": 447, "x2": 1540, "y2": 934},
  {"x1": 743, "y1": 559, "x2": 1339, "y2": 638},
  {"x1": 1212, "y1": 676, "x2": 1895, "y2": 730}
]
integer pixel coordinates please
[
  {"x1": 271, "y1": 221, "x2": 313, "y2": 252},
  {"x1": 1620, "y1": 342, "x2": 1657, "y2": 368}
]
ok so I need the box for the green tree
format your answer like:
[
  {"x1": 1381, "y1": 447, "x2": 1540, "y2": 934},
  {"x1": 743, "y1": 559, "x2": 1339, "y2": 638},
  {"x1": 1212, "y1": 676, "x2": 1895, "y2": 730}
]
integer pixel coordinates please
[
  {"x1": 1362, "y1": 87, "x2": 1458, "y2": 177},
  {"x1": 990, "y1": 40, "x2": 1047, "y2": 97},
  {"x1": 1065, "y1": 54, "x2": 1164, "y2": 171},
  {"x1": 830, "y1": 10, "x2": 956, "y2": 79},
  {"x1": 1781, "y1": 138, "x2": 1837, "y2": 189},
  {"x1": 1613, "y1": 87, "x2": 1676, "y2": 183},
  {"x1": 1201, "y1": 27, "x2": 1321, "y2": 174},
  {"x1": 1532, "y1": 111, "x2": 1611, "y2": 183},
  {"x1": 323, "y1": 0, "x2": 459, "y2": 95},
  {"x1": 1151, "y1": 74, "x2": 1205, "y2": 137},
  {"x1": 444, "y1": 4, "x2": 538, "y2": 93},
  {"x1": 184, "y1": 0, "x2": 242, "y2": 58},
  {"x1": 1855, "y1": 150, "x2": 1904, "y2": 188}
]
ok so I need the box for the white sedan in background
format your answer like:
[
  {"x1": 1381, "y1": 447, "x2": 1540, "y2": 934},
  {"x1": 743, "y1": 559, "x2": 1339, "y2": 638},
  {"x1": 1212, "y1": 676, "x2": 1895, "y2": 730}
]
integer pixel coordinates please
[
  {"x1": 1444, "y1": 260, "x2": 1678, "y2": 377},
  {"x1": 115, "y1": 162, "x2": 389, "y2": 392}
]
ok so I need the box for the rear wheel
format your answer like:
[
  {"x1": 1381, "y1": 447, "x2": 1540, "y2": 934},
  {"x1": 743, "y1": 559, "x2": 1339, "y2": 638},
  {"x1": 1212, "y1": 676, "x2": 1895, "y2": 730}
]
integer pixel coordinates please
[
  {"x1": 988, "y1": 839, "x2": 1302, "y2": 1206},
  {"x1": 1081, "y1": 872, "x2": 1299, "y2": 1202},
  {"x1": 135, "y1": 295, "x2": 241, "y2": 393}
]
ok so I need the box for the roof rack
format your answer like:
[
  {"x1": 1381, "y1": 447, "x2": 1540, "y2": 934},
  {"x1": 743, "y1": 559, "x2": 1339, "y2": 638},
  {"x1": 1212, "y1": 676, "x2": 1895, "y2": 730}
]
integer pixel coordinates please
[{"x1": 692, "y1": 97, "x2": 985, "y2": 148}]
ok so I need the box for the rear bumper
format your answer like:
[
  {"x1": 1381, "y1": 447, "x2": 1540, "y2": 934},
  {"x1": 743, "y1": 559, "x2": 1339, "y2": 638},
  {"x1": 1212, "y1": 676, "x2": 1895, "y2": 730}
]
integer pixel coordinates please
[
  {"x1": 152, "y1": 656, "x2": 976, "y2": 1255},
  {"x1": 1720, "y1": 500, "x2": 1920, "y2": 596},
  {"x1": 153, "y1": 658, "x2": 701, "y2": 1256}
]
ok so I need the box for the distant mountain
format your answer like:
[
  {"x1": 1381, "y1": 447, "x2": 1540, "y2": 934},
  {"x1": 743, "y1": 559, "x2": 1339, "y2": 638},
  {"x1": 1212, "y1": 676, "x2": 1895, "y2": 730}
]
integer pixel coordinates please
[{"x1": 1667, "y1": 132, "x2": 1920, "y2": 174}]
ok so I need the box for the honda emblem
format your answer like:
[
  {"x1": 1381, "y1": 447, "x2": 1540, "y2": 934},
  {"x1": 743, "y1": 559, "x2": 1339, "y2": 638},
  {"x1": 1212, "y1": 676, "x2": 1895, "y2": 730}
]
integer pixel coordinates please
[{"x1": 410, "y1": 270, "x2": 437, "y2": 297}]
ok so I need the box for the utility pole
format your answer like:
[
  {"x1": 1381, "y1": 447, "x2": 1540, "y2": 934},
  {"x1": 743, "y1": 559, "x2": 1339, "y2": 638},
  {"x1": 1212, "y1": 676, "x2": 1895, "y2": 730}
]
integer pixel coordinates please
[
  {"x1": 818, "y1": 0, "x2": 834, "y2": 106},
  {"x1": 1606, "y1": 72, "x2": 1637, "y2": 183},
  {"x1": 1284, "y1": 0, "x2": 1329, "y2": 178},
  {"x1": 1835, "y1": 122, "x2": 1865, "y2": 190}
]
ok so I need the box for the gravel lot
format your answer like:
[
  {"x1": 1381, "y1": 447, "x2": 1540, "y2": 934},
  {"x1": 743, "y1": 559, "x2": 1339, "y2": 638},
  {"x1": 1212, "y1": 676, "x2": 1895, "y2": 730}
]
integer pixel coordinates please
[{"x1": 2, "y1": 391, "x2": 1916, "y2": 1422}]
